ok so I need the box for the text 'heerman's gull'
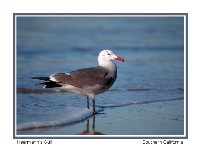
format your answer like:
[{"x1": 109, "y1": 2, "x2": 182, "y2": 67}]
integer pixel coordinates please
[{"x1": 34, "y1": 50, "x2": 124, "y2": 114}]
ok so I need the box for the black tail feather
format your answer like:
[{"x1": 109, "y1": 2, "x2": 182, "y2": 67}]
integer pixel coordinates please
[
  {"x1": 40, "y1": 81, "x2": 62, "y2": 88},
  {"x1": 32, "y1": 76, "x2": 62, "y2": 88},
  {"x1": 32, "y1": 77, "x2": 50, "y2": 81}
]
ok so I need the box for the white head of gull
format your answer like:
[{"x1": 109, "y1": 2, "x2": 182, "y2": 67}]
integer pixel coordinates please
[{"x1": 36, "y1": 50, "x2": 124, "y2": 114}]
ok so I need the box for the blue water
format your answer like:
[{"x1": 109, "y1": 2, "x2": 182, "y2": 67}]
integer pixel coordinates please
[{"x1": 16, "y1": 16, "x2": 184, "y2": 135}]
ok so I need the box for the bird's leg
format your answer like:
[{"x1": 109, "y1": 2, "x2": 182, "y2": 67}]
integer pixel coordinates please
[
  {"x1": 86, "y1": 96, "x2": 89, "y2": 109},
  {"x1": 92, "y1": 114, "x2": 95, "y2": 131},
  {"x1": 92, "y1": 97, "x2": 96, "y2": 115},
  {"x1": 86, "y1": 119, "x2": 89, "y2": 133}
]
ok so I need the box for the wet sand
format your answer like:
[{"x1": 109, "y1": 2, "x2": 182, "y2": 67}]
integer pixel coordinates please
[{"x1": 17, "y1": 98, "x2": 184, "y2": 136}]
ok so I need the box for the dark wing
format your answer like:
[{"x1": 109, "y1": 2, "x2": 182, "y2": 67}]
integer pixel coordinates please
[{"x1": 50, "y1": 66, "x2": 113, "y2": 88}]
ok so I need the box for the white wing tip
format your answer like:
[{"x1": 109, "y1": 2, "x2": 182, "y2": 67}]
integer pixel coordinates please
[{"x1": 49, "y1": 74, "x2": 57, "y2": 82}]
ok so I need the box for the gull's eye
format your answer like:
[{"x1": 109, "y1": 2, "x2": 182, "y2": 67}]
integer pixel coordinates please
[{"x1": 107, "y1": 53, "x2": 110, "y2": 55}]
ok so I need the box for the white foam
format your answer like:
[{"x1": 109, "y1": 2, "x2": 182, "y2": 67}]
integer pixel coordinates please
[{"x1": 17, "y1": 107, "x2": 103, "y2": 130}]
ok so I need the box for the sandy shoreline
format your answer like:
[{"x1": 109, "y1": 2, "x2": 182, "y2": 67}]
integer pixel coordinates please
[{"x1": 17, "y1": 98, "x2": 184, "y2": 136}]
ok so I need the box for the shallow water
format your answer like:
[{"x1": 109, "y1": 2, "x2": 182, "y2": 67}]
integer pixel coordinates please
[{"x1": 16, "y1": 16, "x2": 184, "y2": 136}]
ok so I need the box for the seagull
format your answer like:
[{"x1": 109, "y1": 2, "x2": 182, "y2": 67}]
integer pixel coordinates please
[{"x1": 33, "y1": 50, "x2": 124, "y2": 114}]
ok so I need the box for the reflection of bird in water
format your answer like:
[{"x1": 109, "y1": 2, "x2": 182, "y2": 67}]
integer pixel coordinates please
[{"x1": 79, "y1": 115, "x2": 105, "y2": 135}]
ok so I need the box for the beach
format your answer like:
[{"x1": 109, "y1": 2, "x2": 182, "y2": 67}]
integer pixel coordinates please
[{"x1": 15, "y1": 16, "x2": 185, "y2": 137}]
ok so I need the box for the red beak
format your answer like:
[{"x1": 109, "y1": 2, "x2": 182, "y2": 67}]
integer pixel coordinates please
[{"x1": 115, "y1": 56, "x2": 124, "y2": 62}]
